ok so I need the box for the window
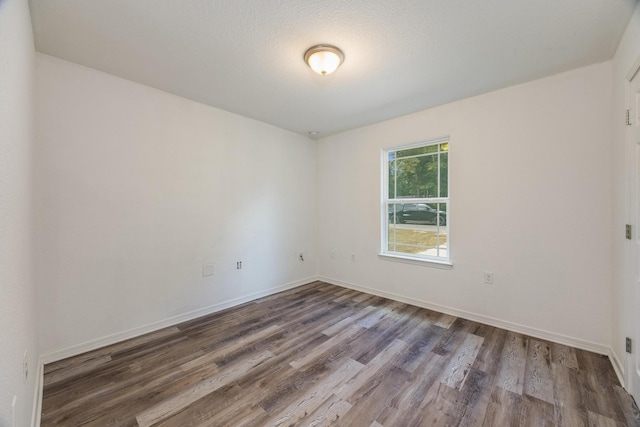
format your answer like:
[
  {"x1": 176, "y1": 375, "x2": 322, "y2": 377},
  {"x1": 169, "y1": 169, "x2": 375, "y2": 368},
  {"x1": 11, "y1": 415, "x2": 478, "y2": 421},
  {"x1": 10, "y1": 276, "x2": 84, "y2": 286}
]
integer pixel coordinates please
[{"x1": 382, "y1": 137, "x2": 449, "y2": 263}]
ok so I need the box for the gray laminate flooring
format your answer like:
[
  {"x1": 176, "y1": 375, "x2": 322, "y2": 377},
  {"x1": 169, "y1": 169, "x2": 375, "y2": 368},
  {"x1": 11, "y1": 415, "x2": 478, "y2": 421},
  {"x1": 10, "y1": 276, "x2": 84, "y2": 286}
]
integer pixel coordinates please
[{"x1": 41, "y1": 281, "x2": 640, "y2": 426}]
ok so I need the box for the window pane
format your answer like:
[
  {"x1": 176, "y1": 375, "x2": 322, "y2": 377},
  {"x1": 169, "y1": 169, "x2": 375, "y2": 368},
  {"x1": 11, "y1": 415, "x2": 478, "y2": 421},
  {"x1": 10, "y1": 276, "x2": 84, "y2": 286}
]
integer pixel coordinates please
[
  {"x1": 396, "y1": 144, "x2": 438, "y2": 159},
  {"x1": 386, "y1": 223, "x2": 447, "y2": 255},
  {"x1": 387, "y1": 203, "x2": 403, "y2": 225},
  {"x1": 423, "y1": 203, "x2": 446, "y2": 226},
  {"x1": 388, "y1": 226, "x2": 396, "y2": 252},
  {"x1": 394, "y1": 156, "x2": 438, "y2": 198},
  {"x1": 388, "y1": 160, "x2": 396, "y2": 198},
  {"x1": 439, "y1": 152, "x2": 448, "y2": 197}
]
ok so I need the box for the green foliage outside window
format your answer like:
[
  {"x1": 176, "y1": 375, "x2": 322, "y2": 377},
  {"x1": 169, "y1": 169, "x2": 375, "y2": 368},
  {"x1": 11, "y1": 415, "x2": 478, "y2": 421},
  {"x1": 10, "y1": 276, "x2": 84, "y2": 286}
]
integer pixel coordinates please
[{"x1": 388, "y1": 143, "x2": 448, "y2": 199}]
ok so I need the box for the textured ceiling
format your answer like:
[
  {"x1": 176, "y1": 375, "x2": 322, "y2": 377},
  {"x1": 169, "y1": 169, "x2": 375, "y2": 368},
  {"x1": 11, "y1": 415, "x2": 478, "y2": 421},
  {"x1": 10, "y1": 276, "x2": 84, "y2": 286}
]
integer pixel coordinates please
[{"x1": 29, "y1": 0, "x2": 637, "y2": 137}]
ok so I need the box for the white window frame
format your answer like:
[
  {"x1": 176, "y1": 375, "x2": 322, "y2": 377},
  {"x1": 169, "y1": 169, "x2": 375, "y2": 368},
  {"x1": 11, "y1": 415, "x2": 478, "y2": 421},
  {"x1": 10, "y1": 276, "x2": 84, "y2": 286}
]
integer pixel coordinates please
[{"x1": 380, "y1": 137, "x2": 452, "y2": 267}]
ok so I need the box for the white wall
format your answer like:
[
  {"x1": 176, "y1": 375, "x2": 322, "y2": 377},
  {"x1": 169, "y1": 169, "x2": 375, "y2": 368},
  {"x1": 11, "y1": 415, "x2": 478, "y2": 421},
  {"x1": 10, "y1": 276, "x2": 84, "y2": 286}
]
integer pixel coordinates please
[
  {"x1": 317, "y1": 62, "x2": 613, "y2": 351},
  {"x1": 35, "y1": 54, "x2": 317, "y2": 356},
  {"x1": 26, "y1": 1, "x2": 637, "y2": 406},
  {"x1": 611, "y1": 1, "x2": 640, "y2": 383},
  {"x1": 0, "y1": 0, "x2": 39, "y2": 425}
]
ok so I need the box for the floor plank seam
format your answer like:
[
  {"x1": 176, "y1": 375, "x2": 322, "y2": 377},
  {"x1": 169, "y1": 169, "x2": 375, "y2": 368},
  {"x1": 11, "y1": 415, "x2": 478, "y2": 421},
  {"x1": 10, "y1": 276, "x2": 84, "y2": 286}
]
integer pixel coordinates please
[{"x1": 40, "y1": 281, "x2": 640, "y2": 427}]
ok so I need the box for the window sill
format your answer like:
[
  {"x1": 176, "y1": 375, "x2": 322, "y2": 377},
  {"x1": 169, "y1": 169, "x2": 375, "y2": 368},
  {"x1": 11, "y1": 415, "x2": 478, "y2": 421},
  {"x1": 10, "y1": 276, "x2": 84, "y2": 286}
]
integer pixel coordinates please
[{"x1": 378, "y1": 253, "x2": 453, "y2": 269}]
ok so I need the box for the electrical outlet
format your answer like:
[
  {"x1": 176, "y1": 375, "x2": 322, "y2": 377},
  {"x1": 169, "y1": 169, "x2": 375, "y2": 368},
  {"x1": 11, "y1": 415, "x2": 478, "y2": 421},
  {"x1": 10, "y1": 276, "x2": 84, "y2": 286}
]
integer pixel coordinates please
[
  {"x1": 298, "y1": 252, "x2": 304, "y2": 262},
  {"x1": 202, "y1": 264, "x2": 215, "y2": 277},
  {"x1": 484, "y1": 272, "x2": 494, "y2": 285},
  {"x1": 236, "y1": 261, "x2": 242, "y2": 270},
  {"x1": 330, "y1": 250, "x2": 335, "y2": 259},
  {"x1": 351, "y1": 254, "x2": 356, "y2": 262},
  {"x1": 23, "y1": 350, "x2": 28, "y2": 380},
  {"x1": 626, "y1": 337, "x2": 632, "y2": 353}
]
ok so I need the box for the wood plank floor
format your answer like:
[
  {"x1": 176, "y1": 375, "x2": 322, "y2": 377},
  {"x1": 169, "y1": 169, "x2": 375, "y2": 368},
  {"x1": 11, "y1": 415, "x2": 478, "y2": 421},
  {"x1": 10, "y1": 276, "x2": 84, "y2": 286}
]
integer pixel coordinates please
[{"x1": 41, "y1": 281, "x2": 640, "y2": 426}]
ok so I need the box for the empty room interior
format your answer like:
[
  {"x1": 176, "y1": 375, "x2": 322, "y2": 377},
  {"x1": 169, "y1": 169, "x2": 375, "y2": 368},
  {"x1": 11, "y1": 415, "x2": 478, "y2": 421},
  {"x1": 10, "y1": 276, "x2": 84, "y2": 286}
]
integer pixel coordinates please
[{"x1": 4, "y1": 0, "x2": 640, "y2": 425}]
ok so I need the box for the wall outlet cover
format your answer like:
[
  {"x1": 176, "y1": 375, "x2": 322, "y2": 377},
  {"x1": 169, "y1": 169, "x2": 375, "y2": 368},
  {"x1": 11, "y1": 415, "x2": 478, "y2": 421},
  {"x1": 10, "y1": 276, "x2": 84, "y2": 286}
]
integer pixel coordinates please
[{"x1": 202, "y1": 264, "x2": 215, "y2": 277}]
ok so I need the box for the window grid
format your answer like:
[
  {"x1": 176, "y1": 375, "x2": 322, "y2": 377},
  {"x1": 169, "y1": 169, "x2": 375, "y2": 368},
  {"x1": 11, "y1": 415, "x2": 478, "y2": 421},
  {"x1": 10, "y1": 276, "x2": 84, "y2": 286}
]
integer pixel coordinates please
[{"x1": 382, "y1": 138, "x2": 449, "y2": 262}]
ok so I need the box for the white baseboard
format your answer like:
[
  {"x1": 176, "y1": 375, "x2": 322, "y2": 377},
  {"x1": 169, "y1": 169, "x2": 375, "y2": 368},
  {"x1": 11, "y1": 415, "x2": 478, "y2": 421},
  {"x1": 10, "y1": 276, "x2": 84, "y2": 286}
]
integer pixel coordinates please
[
  {"x1": 31, "y1": 358, "x2": 43, "y2": 427},
  {"x1": 320, "y1": 276, "x2": 611, "y2": 356},
  {"x1": 40, "y1": 276, "x2": 317, "y2": 365},
  {"x1": 609, "y1": 348, "x2": 625, "y2": 388}
]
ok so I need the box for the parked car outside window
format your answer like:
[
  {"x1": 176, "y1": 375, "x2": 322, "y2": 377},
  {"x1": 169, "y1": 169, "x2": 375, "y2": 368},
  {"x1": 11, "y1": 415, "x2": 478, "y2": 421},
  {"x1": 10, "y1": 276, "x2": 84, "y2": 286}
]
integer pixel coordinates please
[{"x1": 389, "y1": 203, "x2": 446, "y2": 225}]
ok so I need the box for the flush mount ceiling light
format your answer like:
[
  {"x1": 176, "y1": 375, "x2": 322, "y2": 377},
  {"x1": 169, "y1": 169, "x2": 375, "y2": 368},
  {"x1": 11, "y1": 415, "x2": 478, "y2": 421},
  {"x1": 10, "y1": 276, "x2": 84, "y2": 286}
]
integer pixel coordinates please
[{"x1": 304, "y1": 45, "x2": 344, "y2": 76}]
